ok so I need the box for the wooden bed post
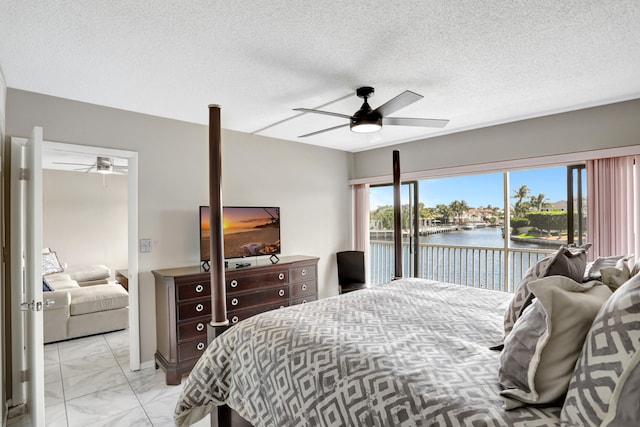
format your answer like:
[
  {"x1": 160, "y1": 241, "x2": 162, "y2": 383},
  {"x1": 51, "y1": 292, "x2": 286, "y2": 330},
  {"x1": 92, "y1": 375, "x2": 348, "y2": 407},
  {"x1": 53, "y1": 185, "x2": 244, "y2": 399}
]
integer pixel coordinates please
[
  {"x1": 393, "y1": 150, "x2": 402, "y2": 280},
  {"x1": 207, "y1": 104, "x2": 229, "y2": 342}
]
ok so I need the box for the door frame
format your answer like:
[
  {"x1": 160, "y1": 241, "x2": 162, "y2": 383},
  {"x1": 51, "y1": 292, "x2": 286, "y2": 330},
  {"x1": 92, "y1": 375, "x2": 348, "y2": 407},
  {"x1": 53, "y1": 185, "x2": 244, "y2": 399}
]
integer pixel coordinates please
[
  {"x1": 42, "y1": 140, "x2": 140, "y2": 370},
  {"x1": 10, "y1": 138, "x2": 140, "y2": 401}
]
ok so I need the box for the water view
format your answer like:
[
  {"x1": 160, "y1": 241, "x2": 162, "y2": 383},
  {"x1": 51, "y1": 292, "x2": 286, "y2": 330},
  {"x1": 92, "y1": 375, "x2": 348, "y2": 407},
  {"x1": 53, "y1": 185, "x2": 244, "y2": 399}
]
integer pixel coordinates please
[{"x1": 369, "y1": 227, "x2": 558, "y2": 291}]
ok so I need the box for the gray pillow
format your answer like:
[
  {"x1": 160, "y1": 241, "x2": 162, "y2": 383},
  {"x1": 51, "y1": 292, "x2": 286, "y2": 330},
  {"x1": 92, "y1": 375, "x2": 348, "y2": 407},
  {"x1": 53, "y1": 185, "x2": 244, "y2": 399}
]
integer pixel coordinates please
[
  {"x1": 584, "y1": 254, "x2": 628, "y2": 281},
  {"x1": 600, "y1": 258, "x2": 632, "y2": 292},
  {"x1": 601, "y1": 351, "x2": 640, "y2": 427},
  {"x1": 561, "y1": 272, "x2": 640, "y2": 425},
  {"x1": 503, "y1": 256, "x2": 551, "y2": 339},
  {"x1": 499, "y1": 276, "x2": 612, "y2": 409},
  {"x1": 503, "y1": 244, "x2": 591, "y2": 340},
  {"x1": 542, "y1": 245, "x2": 590, "y2": 282}
]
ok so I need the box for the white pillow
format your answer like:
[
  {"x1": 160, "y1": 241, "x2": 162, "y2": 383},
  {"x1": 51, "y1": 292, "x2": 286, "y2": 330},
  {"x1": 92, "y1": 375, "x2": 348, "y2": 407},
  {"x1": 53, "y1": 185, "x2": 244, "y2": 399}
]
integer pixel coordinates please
[{"x1": 499, "y1": 276, "x2": 612, "y2": 409}]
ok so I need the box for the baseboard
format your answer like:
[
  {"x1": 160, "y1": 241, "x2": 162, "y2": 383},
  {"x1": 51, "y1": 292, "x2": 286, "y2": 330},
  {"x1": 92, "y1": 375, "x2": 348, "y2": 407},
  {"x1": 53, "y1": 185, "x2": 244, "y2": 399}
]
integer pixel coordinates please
[{"x1": 140, "y1": 359, "x2": 155, "y2": 370}]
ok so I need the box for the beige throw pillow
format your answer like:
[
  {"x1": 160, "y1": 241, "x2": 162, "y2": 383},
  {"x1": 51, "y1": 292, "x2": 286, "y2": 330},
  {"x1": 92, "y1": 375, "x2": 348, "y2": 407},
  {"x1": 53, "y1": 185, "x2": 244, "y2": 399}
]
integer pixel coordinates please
[{"x1": 499, "y1": 276, "x2": 612, "y2": 409}]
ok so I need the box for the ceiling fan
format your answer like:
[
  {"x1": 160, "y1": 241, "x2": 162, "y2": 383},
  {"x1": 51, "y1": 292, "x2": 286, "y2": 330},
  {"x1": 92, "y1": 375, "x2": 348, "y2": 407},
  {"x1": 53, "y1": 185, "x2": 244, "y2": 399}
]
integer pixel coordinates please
[
  {"x1": 293, "y1": 86, "x2": 449, "y2": 138},
  {"x1": 52, "y1": 156, "x2": 128, "y2": 175}
]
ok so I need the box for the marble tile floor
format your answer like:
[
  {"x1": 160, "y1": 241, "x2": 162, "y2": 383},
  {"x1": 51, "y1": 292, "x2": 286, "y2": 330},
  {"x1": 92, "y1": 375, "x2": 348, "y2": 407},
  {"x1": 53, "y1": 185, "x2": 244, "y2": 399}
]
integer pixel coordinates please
[{"x1": 7, "y1": 329, "x2": 210, "y2": 427}]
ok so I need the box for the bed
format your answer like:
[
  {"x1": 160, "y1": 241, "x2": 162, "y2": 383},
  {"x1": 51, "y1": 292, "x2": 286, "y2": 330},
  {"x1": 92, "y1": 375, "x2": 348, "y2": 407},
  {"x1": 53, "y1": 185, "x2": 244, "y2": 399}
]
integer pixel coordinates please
[
  {"x1": 174, "y1": 278, "x2": 562, "y2": 426},
  {"x1": 183, "y1": 111, "x2": 640, "y2": 426}
]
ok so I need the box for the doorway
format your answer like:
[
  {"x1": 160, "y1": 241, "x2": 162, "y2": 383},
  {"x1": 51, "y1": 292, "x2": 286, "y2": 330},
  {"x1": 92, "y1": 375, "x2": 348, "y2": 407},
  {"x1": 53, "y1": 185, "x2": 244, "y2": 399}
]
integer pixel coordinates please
[{"x1": 41, "y1": 140, "x2": 140, "y2": 371}]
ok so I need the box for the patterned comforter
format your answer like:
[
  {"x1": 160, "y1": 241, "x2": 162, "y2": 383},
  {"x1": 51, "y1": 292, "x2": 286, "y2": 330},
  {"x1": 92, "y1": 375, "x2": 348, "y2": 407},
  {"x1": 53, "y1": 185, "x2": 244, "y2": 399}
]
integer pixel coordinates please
[{"x1": 174, "y1": 278, "x2": 561, "y2": 426}]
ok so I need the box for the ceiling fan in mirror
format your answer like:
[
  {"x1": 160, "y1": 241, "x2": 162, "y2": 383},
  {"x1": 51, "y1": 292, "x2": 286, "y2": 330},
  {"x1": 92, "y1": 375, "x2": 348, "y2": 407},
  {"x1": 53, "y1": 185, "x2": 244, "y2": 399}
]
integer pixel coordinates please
[{"x1": 52, "y1": 156, "x2": 127, "y2": 175}]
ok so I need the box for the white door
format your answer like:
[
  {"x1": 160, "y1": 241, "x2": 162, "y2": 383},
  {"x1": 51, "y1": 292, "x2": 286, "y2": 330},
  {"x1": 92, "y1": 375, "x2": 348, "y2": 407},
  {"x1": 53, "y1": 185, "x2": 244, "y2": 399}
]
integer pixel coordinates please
[{"x1": 11, "y1": 128, "x2": 46, "y2": 424}]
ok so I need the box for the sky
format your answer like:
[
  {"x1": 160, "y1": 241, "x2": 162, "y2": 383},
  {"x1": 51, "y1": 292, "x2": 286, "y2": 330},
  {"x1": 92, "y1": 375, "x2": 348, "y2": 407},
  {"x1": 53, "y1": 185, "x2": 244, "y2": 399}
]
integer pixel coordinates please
[{"x1": 370, "y1": 166, "x2": 575, "y2": 209}]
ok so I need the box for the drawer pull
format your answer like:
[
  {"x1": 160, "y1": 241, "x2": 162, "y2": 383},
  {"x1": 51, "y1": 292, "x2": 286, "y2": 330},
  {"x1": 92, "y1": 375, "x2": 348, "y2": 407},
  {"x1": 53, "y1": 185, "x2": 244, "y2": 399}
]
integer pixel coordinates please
[
  {"x1": 197, "y1": 342, "x2": 205, "y2": 351},
  {"x1": 231, "y1": 298, "x2": 239, "y2": 306},
  {"x1": 278, "y1": 289, "x2": 285, "y2": 297},
  {"x1": 230, "y1": 279, "x2": 238, "y2": 288},
  {"x1": 195, "y1": 284, "x2": 204, "y2": 293},
  {"x1": 231, "y1": 316, "x2": 239, "y2": 324},
  {"x1": 301, "y1": 269, "x2": 307, "y2": 276},
  {"x1": 195, "y1": 303, "x2": 204, "y2": 312},
  {"x1": 301, "y1": 284, "x2": 307, "y2": 291},
  {"x1": 302, "y1": 299, "x2": 308, "y2": 304},
  {"x1": 196, "y1": 322, "x2": 204, "y2": 332},
  {"x1": 278, "y1": 273, "x2": 285, "y2": 280}
]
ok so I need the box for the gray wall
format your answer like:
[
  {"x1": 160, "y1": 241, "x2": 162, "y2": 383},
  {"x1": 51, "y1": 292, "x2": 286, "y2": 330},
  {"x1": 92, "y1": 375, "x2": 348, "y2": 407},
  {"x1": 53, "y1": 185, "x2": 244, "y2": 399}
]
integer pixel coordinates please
[
  {"x1": 42, "y1": 169, "x2": 128, "y2": 275},
  {"x1": 353, "y1": 99, "x2": 640, "y2": 179},
  {"x1": 6, "y1": 89, "x2": 353, "y2": 363}
]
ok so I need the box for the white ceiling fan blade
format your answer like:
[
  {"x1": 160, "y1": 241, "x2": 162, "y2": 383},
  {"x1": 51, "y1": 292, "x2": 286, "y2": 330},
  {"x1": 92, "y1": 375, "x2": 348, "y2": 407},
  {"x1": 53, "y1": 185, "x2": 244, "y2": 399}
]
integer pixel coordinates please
[
  {"x1": 383, "y1": 117, "x2": 449, "y2": 128},
  {"x1": 374, "y1": 90, "x2": 423, "y2": 117},
  {"x1": 299, "y1": 123, "x2": 349, "y2": 138},
  {"x1": 293, "y1": 108, "x2": 351, "y2": 119}
]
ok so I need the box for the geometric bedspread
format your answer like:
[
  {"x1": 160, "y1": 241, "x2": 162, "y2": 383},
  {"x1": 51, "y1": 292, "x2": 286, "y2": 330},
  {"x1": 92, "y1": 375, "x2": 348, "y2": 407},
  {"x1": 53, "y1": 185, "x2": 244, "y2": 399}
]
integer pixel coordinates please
[{"x1": 174, "y1": 278, "x2": 561, "y2": 426}]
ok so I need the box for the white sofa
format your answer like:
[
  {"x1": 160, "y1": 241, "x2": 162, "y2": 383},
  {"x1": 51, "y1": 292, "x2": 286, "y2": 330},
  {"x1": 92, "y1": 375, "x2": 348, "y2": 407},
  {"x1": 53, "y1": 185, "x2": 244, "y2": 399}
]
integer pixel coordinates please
[{"x1": 43, "y1": 264, "x2": 129, "y2": 344}]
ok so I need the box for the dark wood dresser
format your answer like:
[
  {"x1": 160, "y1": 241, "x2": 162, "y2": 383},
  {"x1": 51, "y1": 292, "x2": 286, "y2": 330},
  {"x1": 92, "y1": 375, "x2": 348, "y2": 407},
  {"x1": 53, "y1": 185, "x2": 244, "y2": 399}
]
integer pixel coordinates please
[{"x1": 152, "y1": 255, "x2": 319, "y2": 385}]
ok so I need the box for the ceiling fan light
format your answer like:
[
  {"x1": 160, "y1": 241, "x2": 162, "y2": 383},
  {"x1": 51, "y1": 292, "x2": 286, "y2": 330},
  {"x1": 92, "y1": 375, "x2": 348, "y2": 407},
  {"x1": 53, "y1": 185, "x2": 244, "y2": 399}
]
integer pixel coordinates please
[
  {"x1": 96, "y1": 165, "x2": 113, "y2": 174},
  {"x1": 350, "y1": 122, "x2": 382, "y2": 133}
]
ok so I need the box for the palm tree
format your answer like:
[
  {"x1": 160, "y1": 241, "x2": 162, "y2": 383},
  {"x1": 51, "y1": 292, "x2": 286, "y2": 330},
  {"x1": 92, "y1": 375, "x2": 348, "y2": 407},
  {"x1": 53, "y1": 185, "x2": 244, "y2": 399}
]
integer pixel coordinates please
[
  {"x1": 512, "y1": 185, "x2": 530, "y2": 217},
  {"x1": 435, "y1": 204, "x2": 452, "y2": 225},
  {"x1": 449, "y1": 200, "x2": 470, "y2": 226},
  {"x1": 529, "y1": 193, "x2": 550, "y2": 211}
]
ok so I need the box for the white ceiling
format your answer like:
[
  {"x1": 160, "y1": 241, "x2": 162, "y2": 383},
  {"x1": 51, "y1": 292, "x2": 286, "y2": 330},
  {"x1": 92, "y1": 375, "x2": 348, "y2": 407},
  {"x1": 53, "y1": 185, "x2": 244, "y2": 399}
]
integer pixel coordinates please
[{"x1": 1, "y1": 0, "x2": 639, "y2": 153}]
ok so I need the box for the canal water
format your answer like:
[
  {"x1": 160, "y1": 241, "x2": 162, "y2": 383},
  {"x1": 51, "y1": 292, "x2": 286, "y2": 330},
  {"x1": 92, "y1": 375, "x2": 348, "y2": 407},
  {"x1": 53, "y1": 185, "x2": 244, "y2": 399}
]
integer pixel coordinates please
[{"x1": 422, "y1": 226, "x2": 552, "y2": 250}]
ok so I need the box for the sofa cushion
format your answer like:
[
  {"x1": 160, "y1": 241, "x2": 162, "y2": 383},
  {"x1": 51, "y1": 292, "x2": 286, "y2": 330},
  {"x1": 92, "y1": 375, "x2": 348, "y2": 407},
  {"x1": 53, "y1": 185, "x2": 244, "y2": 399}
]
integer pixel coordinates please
[
  {"x1": 64, "y1": 264, "x2": 111, "y2": 283},
  {"x1": 68, "y1": 284, "x2": 128, "y2": 316},
  {"x1": 48, "y1": 279, "x2": 80, "y2": 290}
]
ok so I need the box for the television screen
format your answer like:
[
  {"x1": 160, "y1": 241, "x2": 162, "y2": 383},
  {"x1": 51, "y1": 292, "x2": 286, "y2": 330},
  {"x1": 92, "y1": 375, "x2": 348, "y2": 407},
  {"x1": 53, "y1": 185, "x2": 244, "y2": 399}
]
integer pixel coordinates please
[{"x1": 200, "y1": 206, "x2": 281, "y2": 261}]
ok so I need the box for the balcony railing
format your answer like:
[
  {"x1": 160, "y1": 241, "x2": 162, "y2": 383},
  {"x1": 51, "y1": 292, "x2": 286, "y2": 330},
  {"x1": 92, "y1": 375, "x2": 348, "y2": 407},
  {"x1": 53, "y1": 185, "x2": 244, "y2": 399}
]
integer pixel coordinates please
[{"x1": 370, "y1": 240, "x2": 555, "y2": 293}]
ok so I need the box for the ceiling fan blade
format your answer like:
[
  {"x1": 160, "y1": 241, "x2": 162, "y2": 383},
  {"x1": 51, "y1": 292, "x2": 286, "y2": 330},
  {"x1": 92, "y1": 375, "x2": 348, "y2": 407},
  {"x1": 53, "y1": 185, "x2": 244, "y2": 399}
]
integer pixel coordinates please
[
  {"x1": 52, "y1": 161, "x2": 94, "y2": 166},
  {"x1": 374, "y1": 90, "x2": 423, "y2": 117},
  {"x1": 299, "y1": 123, "x2": 349, "y2": 138},
  {"x1": 383, "y1": 117, "x2": 449, "y2": 128},
  {"x1": 293, "y1": 108, "x2": 351, "y2": 119}
]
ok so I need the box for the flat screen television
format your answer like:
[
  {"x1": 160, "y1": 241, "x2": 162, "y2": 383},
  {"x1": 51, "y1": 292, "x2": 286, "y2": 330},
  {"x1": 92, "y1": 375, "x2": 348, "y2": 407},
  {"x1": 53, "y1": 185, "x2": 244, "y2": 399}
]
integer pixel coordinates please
[{"x1": 200, "y1": 206, "x2": 281, "y2": 261}]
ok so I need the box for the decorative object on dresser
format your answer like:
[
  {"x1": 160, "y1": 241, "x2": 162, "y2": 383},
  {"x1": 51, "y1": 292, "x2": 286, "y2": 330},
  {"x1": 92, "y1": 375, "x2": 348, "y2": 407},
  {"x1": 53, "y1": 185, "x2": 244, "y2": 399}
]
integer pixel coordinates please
[{"x1": 153, "y1": 255, "x2": 319, "y2": 385}]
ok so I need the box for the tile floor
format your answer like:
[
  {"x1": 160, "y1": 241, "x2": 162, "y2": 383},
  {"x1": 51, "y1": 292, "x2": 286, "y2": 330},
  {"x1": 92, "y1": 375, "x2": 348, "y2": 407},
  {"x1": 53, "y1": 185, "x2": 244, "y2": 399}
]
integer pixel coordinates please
[{"x1": 7, "y1": 329, "x2": 210, "y2": 427}]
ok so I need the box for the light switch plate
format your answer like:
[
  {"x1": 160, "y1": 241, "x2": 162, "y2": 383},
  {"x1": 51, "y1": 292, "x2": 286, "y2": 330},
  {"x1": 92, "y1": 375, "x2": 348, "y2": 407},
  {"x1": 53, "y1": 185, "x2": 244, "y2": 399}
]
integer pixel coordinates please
[{"x1": 140, "y1": 238, "x2": 152, "y2": 253}]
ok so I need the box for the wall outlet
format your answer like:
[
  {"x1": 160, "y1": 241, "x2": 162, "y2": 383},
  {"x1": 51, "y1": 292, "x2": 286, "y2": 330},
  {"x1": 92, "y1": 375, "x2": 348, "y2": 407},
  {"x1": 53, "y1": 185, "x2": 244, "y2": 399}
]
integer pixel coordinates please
[{"x1": 140, "y1": 238, "x2": 152, "y2": 253}]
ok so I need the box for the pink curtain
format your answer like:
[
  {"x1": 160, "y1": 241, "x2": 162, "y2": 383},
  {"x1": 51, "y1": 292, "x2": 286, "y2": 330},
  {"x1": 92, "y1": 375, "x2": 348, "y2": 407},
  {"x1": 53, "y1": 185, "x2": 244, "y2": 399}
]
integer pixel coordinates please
[
  {"x1": 586, "y1": 155, "x2": 639, "y2": 263},
  {"x1": 353, "y1": 183, "x2": 370, "y2": 251},
  {"x1": 353, "y1": 183, "x2": 370, "y2": 283}
]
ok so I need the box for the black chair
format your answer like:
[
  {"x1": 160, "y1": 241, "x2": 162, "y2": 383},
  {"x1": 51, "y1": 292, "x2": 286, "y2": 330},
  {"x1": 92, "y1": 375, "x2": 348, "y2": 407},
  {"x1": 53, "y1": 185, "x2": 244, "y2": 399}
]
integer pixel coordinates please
[{"x1": 336, "y1": 250, "x2": 368, "y2": 294}]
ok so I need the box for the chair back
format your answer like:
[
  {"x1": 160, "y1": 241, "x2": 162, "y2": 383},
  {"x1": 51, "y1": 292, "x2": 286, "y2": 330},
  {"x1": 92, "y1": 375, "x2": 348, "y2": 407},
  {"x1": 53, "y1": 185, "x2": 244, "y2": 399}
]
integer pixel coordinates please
[{"x1": 336, "y1": 250, "x2": 366, "y2": 286}]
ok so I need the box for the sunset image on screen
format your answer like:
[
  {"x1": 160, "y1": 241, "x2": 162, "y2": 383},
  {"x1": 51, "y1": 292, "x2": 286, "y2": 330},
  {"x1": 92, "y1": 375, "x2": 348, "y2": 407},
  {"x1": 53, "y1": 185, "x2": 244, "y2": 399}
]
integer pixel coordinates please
[{"x1": 223, "y1": 207, "x2": 280, "y2": 258}]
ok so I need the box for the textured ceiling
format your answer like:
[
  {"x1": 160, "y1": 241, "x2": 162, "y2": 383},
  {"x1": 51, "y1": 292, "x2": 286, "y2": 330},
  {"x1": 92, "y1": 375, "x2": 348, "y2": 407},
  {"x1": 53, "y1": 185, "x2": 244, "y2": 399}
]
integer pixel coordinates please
[{"x1": 1, "y1": 0, "x2": 639, "y2": 153}]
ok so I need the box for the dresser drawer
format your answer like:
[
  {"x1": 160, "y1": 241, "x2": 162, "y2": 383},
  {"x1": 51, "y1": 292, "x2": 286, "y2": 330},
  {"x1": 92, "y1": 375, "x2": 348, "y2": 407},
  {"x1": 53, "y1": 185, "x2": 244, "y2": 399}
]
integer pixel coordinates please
[
  {"x1": 290, "y1": 265, "x2": 317, "y2": 283},
  {"x1": 177, "y1": 299, "x2": 211, "y2": 320},
  {"x1": 290, "y1": 280, "x2": 317, "y2": 299},
  {"x1": 228, "y1": 301, "x2": 287, "y2": 325},
  {"x1": 227, "y1": 286, "x2": 288, "y2": 310},
  {"x1": 178, "y1": 338, "x2": 208, "y2": 362},
  {"x1": 226, "y1": 270, "x2": 288, "y2": 293},
  {"x1": 291, "y1": 296, "x2": 316, "y2": 306},
  {"x1": 177, "y1": 317, "x2": 208, "y2": 342},
  {"x1": 176, "y1": 280, "x2": 210, "y2": 301}
]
